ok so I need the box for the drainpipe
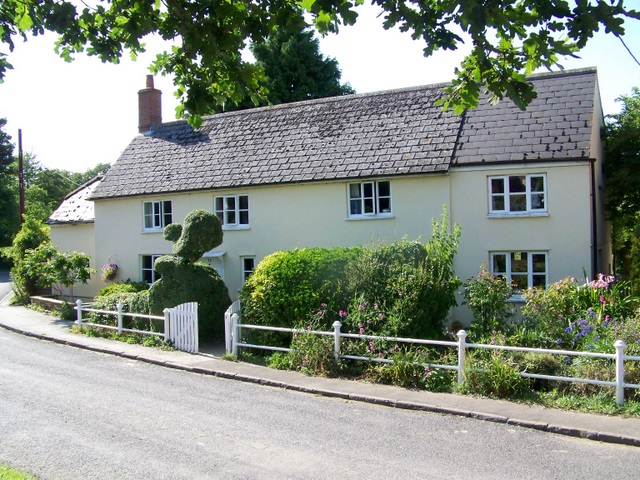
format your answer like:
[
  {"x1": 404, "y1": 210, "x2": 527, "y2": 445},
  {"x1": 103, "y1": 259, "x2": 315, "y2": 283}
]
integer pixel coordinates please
[{"x1": 590, "y1": 159, "x2": 598, "y2": 277}]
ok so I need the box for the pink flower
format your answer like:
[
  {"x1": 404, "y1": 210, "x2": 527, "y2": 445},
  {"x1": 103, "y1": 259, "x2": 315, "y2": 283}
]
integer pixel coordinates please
[
  {"x1": 378, "y1": 313, "x2": 384, "y2": 319},
  {"x1": 316, "y1": 311, "x2": 323, "y2": 316},
  {"x1": 359, "y1": 328, "x2": 365, "y2": 334},
  {"x1": 302, "y1": 360, "x2": 307, "y2": 367},
  {"x1": 358, "y1": 304, "x2": 365, "y2": 310},
  {"x1": 321, "y1": 303, "x2": 327, "y2": 308},
  {"x1": 339, "y1": 310, "x2": 348, "y2": 317}
]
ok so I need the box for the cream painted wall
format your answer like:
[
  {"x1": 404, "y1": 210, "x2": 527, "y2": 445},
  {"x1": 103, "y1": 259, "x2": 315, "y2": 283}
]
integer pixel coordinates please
[
  {"x1": 49, "y1": 222, "x2": 97, "y2": 299},
  {"x1": 93, "y1": 176, "x2": 451, "y2": 301},
  {"x1": 449, "y1": 162, "x2": 595, "y2": 324},
  {"x1": 90, "y1": 163, "x2": 602, "y2": 326}
]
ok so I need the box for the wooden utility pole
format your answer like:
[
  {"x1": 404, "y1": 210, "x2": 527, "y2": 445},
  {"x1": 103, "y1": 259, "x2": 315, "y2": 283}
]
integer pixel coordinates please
[{"x1": 18, "y1": 129, "x2": 25, "y2": 224}]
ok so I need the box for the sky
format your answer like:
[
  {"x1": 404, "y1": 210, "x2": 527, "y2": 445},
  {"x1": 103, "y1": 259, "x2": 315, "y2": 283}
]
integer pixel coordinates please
[{"x1": 0, "y1": 4, "x2": 639, "y2": 174}]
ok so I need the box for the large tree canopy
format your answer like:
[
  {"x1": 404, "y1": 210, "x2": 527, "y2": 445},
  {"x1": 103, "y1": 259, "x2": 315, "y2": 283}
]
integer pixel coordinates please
[
  {"x1": 605, "y1": 87, "x2": 640, "y2": 287},
  {"x1": 1, "y1": 0, "x2": 638, "y2": 125},
  {"x1": 216, "y1": 14, "x2": 354, "y2": 112}
]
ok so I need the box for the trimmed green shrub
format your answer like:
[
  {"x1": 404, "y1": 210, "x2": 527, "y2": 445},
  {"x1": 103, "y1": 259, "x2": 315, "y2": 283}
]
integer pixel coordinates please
[
  {"x1": 90, "y1": 290, "x2": 151, "y2": 329},
  {"x1": 148, "y1": 210, "x2": 231, "y2": 342},
  {"x1": 241, "y1": 246, "x2": 361, "y2": 330},
  {"x1": 99, "y1": 281, "x2": 149, "y2": 297}
]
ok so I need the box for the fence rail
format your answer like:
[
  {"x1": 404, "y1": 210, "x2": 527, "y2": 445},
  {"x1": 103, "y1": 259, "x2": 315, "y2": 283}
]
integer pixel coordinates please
[
  {"x1": 75, "y1": 300, "x2": 199, "y2": 353},
  {"x1": 224, "y1": 306, "x2": 640, "y2": 405}
]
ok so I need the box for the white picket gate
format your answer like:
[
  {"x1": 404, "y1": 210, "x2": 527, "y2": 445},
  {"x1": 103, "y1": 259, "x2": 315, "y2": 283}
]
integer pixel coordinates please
[{"x1": 168, "y1": 302, "x2": 199, "y2": 353}]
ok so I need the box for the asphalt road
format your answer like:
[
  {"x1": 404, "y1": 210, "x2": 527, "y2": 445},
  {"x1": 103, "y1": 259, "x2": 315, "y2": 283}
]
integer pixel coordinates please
[
  {"x1": 1, "y1": 329, "x2": 639, "y2": 480},
  {"x1": 0, "y1": 270, "x2": 10, "y2": 303}
]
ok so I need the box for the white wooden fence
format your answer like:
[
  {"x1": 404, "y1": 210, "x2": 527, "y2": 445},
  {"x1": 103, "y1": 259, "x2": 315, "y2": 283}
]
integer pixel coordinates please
[
  {"x1": 224, "y1": 305, "x2": 640, "y2": 405},
  {"x1": 75, "y1": 299, "x2": 199, "y2": 353}
]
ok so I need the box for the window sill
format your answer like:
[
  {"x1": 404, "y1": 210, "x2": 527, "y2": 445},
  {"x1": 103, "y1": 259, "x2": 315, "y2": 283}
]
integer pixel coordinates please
[
  {"x1": 487, "y1": 212, "x2": 549, "y2": 219},
  {"x1": 142, "y1": 228, "x2": 164, "y2": 234},
  {"x1": 222, "y1": 225, "x2": 251, "y2": 231},
  {"x1": 345, "y1": 214, "x2": 394, "y2": 221}
]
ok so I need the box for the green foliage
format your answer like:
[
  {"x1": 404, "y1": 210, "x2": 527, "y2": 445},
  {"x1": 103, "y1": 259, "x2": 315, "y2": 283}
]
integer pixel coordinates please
[
  {"x1": 99, "y1": 281, "x2": 149, "y2": 297},
  {"x1": 461, "y1": 350, "x2": 531, "y2": 399},
  {"x1": 90, "y1": 291, "x2": 151, "y2": 329},
  {"x1": 243, "y1": 211, "x2": 460, "y2": 346},
  {"x1": 241, "y1": 246, "x2": 360, "y2": 332},
  {"x1": 1, "y1": 1, "x2": 635, "y2": 125},
  {"x1": 518, "y1": 274, "x2": 639, "y2": 349},
  {"x1": 219, "y1": 12, "x2": 354, "y2": 112},
  {"x1": 0, "y1": 463, "x2": 38, "y2": 480},
  {"x1": 463, "y1": 264, "x2": 514, "y2": 339},
  {"x1": 21, "y1": 242, "x2": 94, "y2": 300},
  {"x1": 605, "y1": 87, "x2": 640, "y2": 292},
  {"x1": 53, "y1": 301, "x2": 76, "y2": 321},
  {"x1": 149, "y1": 210, "x2": 231, "y2": 342},
  {"x1": 6, "y1": 216, "x2": 50, "y2": 302}
]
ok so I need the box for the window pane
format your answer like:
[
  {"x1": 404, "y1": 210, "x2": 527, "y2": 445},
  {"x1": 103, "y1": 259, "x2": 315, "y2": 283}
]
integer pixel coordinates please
[
  {"x1": 530, "y1": 176, "x2": 545, "y2": 192},
  {"x1": 349, "y1": 184, "x2": 361, "y2": 199},
  {"x1": 491, "y1": 178, "x2": 504, "y2": 194},
  {"x1": 491, "y1": 196, "x2": 505, "y2": 211},
  {"x1": 532, "y1": 254, "x2": 546, "y2": 272},
  {"x1": 226, "y1": 210, "x2": 236, "y2": 225},
  {"x1": 378, "y1": 197, "x2": 391, "y2": 213},
  {"x1": 239, "y1": 211, "x2": 249, "y2": 225},
  {"x1": 163, "y1": 201, "x2": 172, "y2": 226},
  {"x1": 363, "y1": 182, "x2": 373, "y2": 198},
  {"x1": 530, "y1": 193, "x2": 545, "y2": 210},
  {"x1": 511, "y1": 252, "x2": 528, "y2": 272},
  {"x1": 142, "y1": 256, "x2": 153, "y2": 270},
  {"x1": 509, "y1": 176, "x2": 526, "y2": 193},
  {"x1": 363, "y1": 198, "x2": 374, "y2": 214},
  {"x1": 532, "y1": 274, "x2": 546, "y2": 288},
  {"x1": 511, "y1": 274, "x2": 528, "y2": 291},
  {"x1": 239, "y1": 195, "x2": 249, "y2": 210},
  {"x1": 225, "y1": 197, "x2": 236, "y2": 211},
  {"x1": 215, "y1": 197, "x2": 223, "y2": 212},
  {"x1": 378, "y1": 181, "x2": 390, "y2": 197},
  {"x1": 492, "y1": 254, "x2": 506, "y2": 274},
  {"x1": 350, "y1": 200, "x2": 362, "y2": 215},
  {"x1": 509, "y1": 194, "x2": 526, "y2": 211},
  {"x1": 144, "y1": 202, "x2": 153, "y2": 216}
]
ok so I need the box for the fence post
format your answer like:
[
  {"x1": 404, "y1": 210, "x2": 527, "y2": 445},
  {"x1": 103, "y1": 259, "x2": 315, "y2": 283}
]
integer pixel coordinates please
[
  {"x1": 231, "y1": 313, "x2": 239, "y2": 357},
  {"x1": 614, "y1": 339, "x2": 627, "y2": 406},
  {"x1": 163, "y1": 308, "x2": 171, "y2": 343},
  {"x1": 75, "y1": 299, "x2": 83, "y2": 327},
  {"x1": 457, "y1": 330, "x2": 467, "y2": 385},
  {"x1": 117, "y1": 302, "x2": 124, "y2": 336},
  {"x1": 333, "y1": 321, "x2": 342, "y2": 362}
]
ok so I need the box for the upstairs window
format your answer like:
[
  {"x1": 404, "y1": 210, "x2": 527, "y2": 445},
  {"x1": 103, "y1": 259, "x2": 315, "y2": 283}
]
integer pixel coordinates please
[
  {"x1": 348, "y1": 181, "x2": 392, "y2": 217},
  {"x1": 489, "y1": 174, "x2": 546, "y2": 215},
  {"x1": 490, "y1": 251, "x2": 547, "y2": 296},
  {"x1": 215, "y1": 195, "x2": 249, "y2": 228},
  {"x1": 143, "y1": 200, "x2": 172, "y2": 230}
]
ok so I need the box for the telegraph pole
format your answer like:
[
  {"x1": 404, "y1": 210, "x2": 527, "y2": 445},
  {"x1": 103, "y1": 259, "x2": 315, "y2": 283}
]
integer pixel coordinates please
[{"x1": 18, "y1": 129, "x2": 25, "y2": 224}]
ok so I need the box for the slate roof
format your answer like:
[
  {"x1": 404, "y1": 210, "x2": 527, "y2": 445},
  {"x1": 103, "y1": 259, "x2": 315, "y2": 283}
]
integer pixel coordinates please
[
  {"x1": 91, "y1": 68, "x2": 598, "y2": 200},
  {"x1": 453, "y1": 68, "x2": 597, "y2": 165},
  {"x1": 47, "y1": 176, "x2": 102, "y2": 224}
]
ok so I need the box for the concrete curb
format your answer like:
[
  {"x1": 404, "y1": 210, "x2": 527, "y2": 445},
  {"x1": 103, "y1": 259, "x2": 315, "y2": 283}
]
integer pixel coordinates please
[{"x1": 2, "y1": 320, "x2": 639, "y2": 448}]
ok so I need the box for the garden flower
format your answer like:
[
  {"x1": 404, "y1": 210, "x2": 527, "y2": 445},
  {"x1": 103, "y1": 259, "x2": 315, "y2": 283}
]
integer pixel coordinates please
[
  {"x1": 359, "y1": 328, "x2": 365, "y2": 334},
  {"x1": 321, "y1": 303, "x2": 327, "y2": 307},
  {"x1": 359, "y1": 304, "x2": 365, "y2": 310},
  {"x1": 378, "y1": 313, "x2": 384, "y2": 319},
  {"x1": 316, "y1": 311, "x2": 323, "y2": 316},
  {"x1": 339, "y1": 310, "x2": 347, "y2": 317},
  {"x1": 556, "y1": 339, "x2": 562, "y2": 345}
]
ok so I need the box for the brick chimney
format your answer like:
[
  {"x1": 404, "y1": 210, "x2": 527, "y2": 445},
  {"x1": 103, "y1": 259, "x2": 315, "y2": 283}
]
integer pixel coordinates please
[{"x1": 138, "y1": 75, "x2": 162, "y2": 133}]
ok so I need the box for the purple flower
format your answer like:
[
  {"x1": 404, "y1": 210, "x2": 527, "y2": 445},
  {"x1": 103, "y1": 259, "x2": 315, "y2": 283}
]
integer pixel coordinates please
[
  {"x1": 359, "y1": 328, "x2": 365, "y2": 334},
  {"x1": 339, "y1": 310, "x2": 347, "y2": 318}
]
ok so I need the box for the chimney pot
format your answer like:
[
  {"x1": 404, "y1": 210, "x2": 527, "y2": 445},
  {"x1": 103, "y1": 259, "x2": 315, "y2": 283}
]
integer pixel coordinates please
[{"x1": 138, "y1": 76, "x2": 162, "y2": 134}]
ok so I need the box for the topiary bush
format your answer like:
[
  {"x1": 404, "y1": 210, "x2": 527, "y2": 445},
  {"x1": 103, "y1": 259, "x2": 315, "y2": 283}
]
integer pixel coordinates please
[{"x1": 149, "y1": 210, "x2": 231, "y2": 342}]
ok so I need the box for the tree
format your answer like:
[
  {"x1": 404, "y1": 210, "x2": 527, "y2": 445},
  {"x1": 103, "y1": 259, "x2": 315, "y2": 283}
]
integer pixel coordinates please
[
  {"x1": 1, "y1": 1, "x2": 637, "y2": 126},
  {"x1": 604, "y1": 87, "x2": 640, "y2": 290},
  {"x1": 22, "y1": 242, "x2": 94, "y2": 301},
  {"x1": 248, "y1": 16, "x2": 354, "y2": 107},
  {"x1": 0, "y1": 117, "x2": 18, "y2": 249}
]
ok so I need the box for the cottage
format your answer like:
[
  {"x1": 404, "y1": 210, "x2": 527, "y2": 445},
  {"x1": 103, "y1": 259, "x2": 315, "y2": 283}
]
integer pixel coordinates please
[{"x1": 51, "y1": 68, "x2": 611, "y2": 323}]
